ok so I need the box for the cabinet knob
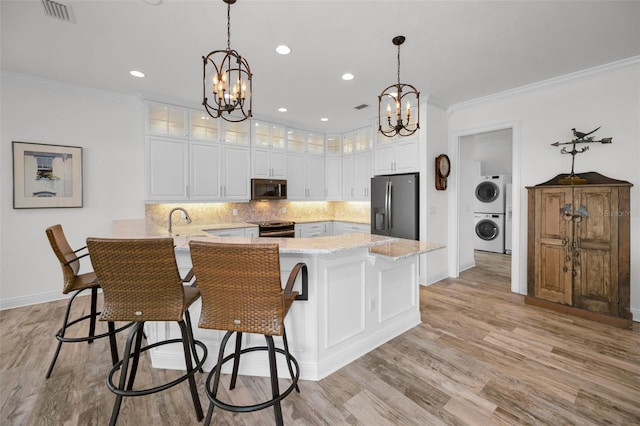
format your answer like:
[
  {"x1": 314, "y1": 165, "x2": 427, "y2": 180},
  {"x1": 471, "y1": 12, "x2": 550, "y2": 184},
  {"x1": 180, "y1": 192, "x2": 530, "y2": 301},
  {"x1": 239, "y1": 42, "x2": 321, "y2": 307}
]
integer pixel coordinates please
[{"x1": 563, "y1": 266, "x2": 568, "y2": 272}]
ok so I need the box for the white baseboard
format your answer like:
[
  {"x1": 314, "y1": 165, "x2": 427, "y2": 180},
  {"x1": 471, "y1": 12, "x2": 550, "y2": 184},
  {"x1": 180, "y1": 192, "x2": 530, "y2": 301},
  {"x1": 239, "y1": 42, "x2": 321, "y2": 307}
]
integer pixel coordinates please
[{"x1": 0, "y1": 291, "x2": 66, "y2": 310}]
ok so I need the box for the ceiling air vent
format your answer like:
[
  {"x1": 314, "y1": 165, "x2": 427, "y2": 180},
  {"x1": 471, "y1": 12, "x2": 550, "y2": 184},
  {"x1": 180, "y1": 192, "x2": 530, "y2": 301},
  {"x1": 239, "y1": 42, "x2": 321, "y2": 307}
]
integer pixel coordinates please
[
  {"x1": 354, "y1": 104, "x2": 369, "y2": 110},
  {"x1": 41, "y1": 0, "x2": 75, "y2": 23}
]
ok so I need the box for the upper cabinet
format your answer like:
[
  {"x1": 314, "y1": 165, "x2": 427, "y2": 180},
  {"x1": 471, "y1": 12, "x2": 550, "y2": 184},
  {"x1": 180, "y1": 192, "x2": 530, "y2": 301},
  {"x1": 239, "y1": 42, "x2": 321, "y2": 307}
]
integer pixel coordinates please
[
  {"x1": 145, "y1": 101, "x2": 250, "y2": 201},
  {"x1": 373, "y1": 134, "x2": 419, "y2": 175},
  {"x1": 252, "y1": 120, "x2": 287, "y2": 178},
  {"x1": 146, "y1": 136, "x2": 189, "y2": 200},
  {"x1": 146, "y1": 102, "x2": 188, "y2": 138},
  {"x1": 342, "y1": 126, "x2": 372, "y2": 155}
]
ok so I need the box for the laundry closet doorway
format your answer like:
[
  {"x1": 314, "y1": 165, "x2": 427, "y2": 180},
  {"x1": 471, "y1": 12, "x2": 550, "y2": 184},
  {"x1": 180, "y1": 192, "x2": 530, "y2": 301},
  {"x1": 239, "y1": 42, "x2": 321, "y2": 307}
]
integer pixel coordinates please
[{"x1": 450, "y1": 123, "x2": 524, "y2": 295}]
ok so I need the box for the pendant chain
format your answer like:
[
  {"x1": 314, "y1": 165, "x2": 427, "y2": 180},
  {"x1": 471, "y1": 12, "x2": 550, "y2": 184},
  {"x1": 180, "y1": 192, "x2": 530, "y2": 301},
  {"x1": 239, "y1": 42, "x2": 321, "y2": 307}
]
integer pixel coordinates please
[{"x1": 226, "y1": 2, "x2": 231, "y2": 50}]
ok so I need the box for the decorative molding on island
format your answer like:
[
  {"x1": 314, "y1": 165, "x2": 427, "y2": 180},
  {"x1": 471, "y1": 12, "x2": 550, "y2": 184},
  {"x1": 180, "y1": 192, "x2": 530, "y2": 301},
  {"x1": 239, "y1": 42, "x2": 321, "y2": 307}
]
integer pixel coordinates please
[{"x1": 112, "y1": 219, "x2": 445, "y2": 380}]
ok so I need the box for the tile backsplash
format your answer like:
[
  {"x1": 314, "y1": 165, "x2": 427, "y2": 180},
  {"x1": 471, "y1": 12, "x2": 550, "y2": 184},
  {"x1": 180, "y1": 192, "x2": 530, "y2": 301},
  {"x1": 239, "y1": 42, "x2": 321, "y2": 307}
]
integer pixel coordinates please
[{"x1": 146, "y1": 201, "x2": 370, "y2": 228}]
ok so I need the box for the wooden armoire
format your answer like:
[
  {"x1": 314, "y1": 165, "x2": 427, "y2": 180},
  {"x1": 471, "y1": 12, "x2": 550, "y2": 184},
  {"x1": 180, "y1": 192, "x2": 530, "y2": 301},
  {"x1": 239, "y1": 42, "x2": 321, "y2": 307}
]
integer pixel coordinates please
[{"x1": 526, "y1": 172, "x2": 633, "y2": 328}]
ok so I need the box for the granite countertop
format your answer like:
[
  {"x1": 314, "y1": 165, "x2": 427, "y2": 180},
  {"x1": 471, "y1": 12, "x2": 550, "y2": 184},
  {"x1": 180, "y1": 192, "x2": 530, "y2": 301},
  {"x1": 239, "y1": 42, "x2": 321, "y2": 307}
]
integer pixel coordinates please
[{"x1": 112, "y1": 219, "x2": 445, "y2": 258}]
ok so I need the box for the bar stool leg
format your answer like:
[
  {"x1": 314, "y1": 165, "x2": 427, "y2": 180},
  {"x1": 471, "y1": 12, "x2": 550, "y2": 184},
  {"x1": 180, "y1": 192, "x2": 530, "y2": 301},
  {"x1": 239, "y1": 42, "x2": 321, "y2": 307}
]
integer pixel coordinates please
[
  {"x1": 126, "y1": 327, "x2": 145, "y2": 391},
  {"x1": 110, "y1": 322, "x2": 143, "y2": 426},
  {"x1": 178, "y1": 320, "x2": 204, "y2": 421},
  {"x1": 205, "y1": 330, "x2": 233, "y2": 426},
  {"x1": 184, "y1": 311, "x2": 202, "y2": 373},
  {"x1": 281, "y1": 328, "x2": 300, "y2": 393},
  {"x1": 46, "y1": 289, "x2": 79, "y2": 378},
  {"x1": 88, "y1": 287, "x2": 98, "y2": 343},
  {"x1": 229, "y1": 331, "x2": 243, "y2": 390},
  {"x1": 266, "y1": 335, "x2": 283, "y2": 426},
  {"x1": 108, "y1": 322, "x2": 119, "y2": 366}
]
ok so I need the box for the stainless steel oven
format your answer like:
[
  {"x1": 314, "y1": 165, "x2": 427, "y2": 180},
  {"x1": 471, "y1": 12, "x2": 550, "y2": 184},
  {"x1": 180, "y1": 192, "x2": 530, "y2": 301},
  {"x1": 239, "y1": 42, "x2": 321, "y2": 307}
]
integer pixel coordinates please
[{"x1": 249, "y1": 221, "x2": 295, "y2": 238}]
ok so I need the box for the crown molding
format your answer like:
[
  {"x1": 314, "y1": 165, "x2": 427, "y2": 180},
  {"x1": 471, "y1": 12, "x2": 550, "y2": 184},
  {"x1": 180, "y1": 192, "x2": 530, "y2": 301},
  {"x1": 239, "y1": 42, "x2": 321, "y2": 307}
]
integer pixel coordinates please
[{"x1": 449, "y1": 55, "x2": 640, "y2": 113}]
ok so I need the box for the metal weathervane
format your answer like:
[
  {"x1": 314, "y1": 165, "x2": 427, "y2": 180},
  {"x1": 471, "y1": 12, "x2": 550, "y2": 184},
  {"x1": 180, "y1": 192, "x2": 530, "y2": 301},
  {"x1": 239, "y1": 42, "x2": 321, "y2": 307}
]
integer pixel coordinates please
[{"x1": 551, "y1": 126, "x2": 612, "y2": 184}]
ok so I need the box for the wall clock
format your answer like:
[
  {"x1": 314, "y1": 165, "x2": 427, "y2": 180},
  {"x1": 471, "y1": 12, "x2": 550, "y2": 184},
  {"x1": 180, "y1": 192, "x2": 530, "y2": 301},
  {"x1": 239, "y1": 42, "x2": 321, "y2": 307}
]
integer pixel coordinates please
[{"x1": 435, "y1": 154, "x2": 450, "y2": 190}]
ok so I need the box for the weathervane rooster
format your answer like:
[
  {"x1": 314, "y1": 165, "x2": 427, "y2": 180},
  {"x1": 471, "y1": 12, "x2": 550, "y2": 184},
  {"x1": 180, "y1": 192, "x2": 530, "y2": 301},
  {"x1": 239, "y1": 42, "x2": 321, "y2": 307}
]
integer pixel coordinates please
[{"x1": 551, "y1": 126, "x2": 612, "y2": 184}]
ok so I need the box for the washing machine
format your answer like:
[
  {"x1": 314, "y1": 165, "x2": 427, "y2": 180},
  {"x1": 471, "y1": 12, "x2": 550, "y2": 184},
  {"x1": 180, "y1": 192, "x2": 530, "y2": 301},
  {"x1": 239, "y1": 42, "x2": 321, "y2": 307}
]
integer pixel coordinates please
[
  {"x1": 474, "y1": 213, "x2": 505, "y2": 253},
  {"x1": 474, "y1": 175, "x2": 510, "y2": 214}
]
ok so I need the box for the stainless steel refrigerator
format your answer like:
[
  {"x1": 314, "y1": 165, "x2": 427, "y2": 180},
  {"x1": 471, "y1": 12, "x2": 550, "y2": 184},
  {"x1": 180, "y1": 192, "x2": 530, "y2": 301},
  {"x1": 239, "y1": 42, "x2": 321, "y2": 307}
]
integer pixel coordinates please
[{"x1": 370, "y1": 172, "x2": 419, "y2": 240}]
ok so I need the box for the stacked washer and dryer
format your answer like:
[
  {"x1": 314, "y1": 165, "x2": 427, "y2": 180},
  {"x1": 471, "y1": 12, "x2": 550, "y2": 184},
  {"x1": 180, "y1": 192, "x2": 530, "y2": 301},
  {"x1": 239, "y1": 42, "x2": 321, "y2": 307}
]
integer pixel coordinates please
[{"x1": 473, "y1": 175, "x2": 511, "y2": 254}]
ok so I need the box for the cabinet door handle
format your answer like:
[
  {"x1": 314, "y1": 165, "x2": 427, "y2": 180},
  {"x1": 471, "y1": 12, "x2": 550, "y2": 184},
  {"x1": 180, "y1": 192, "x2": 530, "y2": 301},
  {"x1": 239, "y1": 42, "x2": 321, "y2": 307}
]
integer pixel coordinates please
[{"x1": 563, "y1": 266, "x2": 568, "y2": 272}]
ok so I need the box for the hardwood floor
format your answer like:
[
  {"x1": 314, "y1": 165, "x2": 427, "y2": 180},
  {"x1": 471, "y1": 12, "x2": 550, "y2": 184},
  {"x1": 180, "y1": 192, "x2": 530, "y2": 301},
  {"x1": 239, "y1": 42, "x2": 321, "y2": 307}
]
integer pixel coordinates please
[{"x1": 1, "y1": 251, "x2": 638, "y2": 425}]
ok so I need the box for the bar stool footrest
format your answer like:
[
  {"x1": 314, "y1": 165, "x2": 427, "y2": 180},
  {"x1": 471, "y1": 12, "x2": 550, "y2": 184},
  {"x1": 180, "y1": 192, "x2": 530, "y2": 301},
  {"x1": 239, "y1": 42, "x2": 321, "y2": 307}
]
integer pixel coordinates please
[
  {"x1": 106, "y1": 338, "x2": 207, "y2": 397},
  {"x1": 205, "y1": 345, "x2": 300, "y2": 413}
]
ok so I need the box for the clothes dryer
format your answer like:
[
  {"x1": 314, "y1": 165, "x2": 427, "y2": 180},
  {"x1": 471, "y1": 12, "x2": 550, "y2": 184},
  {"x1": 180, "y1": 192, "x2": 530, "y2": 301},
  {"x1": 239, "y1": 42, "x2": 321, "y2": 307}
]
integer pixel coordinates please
[
  {"x1": 474, "y1": 213, "x2": 505, "y2": 253},
  {"x1": 474, "y1": 175, "x2": 510, "y2": 214}
]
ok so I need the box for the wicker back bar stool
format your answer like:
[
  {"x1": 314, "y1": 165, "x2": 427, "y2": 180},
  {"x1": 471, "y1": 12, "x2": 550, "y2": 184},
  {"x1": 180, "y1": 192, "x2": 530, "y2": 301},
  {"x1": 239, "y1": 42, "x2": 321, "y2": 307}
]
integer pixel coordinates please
[
  {"x1": 189, "y1": 241, "x2": 308, "y2": 426},
  {"x1": 45, "y1": 224, "x2": 132, "y2": 378},
  {"x1": 86, "y1": 237, "x2": 207, "y2": 426}
]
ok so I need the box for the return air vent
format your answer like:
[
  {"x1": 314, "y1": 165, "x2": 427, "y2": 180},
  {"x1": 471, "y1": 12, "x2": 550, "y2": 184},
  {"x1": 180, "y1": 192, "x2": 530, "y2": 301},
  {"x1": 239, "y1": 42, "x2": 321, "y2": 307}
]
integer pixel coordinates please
[
  {"x1": 354, "y1": 104, "x2": 369, "y2": 110},
  {"x1": 41, "y1": 0, "x2": 75, "y2": 23}
]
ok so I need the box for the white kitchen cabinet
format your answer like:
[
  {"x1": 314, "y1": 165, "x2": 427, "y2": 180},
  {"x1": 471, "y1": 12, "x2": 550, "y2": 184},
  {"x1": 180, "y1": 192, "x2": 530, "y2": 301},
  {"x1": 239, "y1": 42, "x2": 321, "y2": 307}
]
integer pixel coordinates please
[
  {"x1": 190, "y1": 109, "x2": 250, "y2": 145},
  {"x1": 252, "y1": 147, "x2": 287, "y2": 179},
  {"x1": 295, "y1": 222, "x2": 330, "y2": 238},
  {"x1": 145, "y1": 101, "x2": 251, "y2": 201},
  {"x1": 287, "y1": 153, "x2": 325, "y2": 200},
  {"x1": 189, "y1": 141, "x2": 221, "y2": 200},
  {"x1": 253, "y1": 121, "x2": 286, "y2": 149},
  {"x1": 204, "y1": 228, "x2": 246, "y2": 237},
  {"x1": 342, "y1": 151, "x2": 372, "y2": 200},
  {"x1": 325, "y1": 134, "x2": 342, "y2": 156},
  {"x1": 373, "y1": 135, "x2": 419, "y2": 175},
  {"x1": 244, "y1": 227, "x2": 259, "y2": 238},
  {"x1": 220, "y1": 146, "x2": 251, "y2": 200},
  {"x1": 252, "y1": 120, "x2": 287, "y2": 178},
  {"x1": 325, "y1": 155, "x2": 342, "y2": 200},
  {"x1": 147, "y1": 137, "x2": 250, "y2": 202},
  {"x1": 146, "y1": 102, "x2": 188, "y2": 138},
  {"x1": 146, "y1": 136, "x2": 189, "y2": 200},
  {"x1": 333, "y1": 222, "x2": 370, "y2": 235}
]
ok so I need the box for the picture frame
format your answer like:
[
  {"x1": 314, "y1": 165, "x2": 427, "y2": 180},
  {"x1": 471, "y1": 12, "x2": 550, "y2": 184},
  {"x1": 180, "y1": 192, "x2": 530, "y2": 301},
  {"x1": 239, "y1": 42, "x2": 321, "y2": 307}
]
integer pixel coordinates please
[{"x1": 12, "y1": 141, "x2": 83, "y2": 209}]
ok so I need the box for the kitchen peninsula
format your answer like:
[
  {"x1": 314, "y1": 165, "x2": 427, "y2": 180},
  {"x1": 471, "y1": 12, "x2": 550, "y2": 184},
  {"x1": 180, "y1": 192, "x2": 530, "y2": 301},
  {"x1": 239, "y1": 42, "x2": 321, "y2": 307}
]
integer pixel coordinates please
[{"x1": 112, "y1": 219, "x2": 444, "y2": 381}]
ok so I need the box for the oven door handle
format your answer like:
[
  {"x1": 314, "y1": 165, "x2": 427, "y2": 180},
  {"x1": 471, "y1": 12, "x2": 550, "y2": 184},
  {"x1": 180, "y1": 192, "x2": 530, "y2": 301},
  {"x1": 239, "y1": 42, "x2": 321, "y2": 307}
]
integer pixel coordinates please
[{"x1": 260, "y1": 230, "x2": 295, "y2": 237}]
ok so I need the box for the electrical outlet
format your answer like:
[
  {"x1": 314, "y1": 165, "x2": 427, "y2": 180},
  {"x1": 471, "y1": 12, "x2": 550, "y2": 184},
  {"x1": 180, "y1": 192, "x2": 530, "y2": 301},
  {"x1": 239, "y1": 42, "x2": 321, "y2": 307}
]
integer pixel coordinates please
[
  {"x1": 232, "y1": 209, "x2": 238, "y2": 216},
  {"x1": 369, "y1": 298, "x2": 376, "y2": 312},
  {"x1": 281, "y1": 207, "x2": 287, "y2": 214},
  {"x1": 180, "y1": 211, "x2": 187, "y2": 219}
]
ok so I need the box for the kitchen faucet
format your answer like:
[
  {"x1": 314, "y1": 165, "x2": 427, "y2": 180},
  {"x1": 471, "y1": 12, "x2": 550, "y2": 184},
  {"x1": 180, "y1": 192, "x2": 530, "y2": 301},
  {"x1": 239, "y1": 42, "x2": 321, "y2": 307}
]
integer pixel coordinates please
[{"x1": 168, "y1": 207, "x2": 192, "y2": 234}]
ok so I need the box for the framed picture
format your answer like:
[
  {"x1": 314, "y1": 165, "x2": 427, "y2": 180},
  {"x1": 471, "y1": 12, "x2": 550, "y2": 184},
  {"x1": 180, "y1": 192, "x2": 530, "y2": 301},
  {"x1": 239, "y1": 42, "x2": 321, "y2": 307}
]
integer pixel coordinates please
[{"x1": 12, "y1": 141, "x2": 83, "y2": 209}]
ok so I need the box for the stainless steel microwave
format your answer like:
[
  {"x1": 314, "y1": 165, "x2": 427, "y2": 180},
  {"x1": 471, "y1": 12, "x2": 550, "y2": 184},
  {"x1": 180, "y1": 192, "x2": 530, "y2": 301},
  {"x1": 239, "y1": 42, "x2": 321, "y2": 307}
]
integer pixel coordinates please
[{"x1": 251, "y1": 179, "x2": 287, "y2": 200}]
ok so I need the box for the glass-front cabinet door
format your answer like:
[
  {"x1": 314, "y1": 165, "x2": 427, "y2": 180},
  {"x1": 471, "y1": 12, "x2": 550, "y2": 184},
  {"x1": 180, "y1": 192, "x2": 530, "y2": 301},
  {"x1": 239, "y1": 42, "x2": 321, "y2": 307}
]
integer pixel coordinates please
[
  {"x1": 146, "y1": 102, "x2": 187, "y2": 138},
  {"x1": 222, "y1": 121, "x2": 250, "y2": 145},
  {"x1": 287, "y1": 128, "x2": 306, "y2": 153},
  {"x1": 190, "y1": 110, "x2": 220, "y2": 141}
]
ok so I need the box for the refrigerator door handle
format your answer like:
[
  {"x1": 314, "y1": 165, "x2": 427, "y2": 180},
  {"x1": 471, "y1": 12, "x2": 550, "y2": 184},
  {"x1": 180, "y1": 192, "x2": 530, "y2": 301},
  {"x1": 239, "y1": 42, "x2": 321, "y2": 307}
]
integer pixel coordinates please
[{"x1": 386, "y1": 180, "x2": 393, "y2": 232}]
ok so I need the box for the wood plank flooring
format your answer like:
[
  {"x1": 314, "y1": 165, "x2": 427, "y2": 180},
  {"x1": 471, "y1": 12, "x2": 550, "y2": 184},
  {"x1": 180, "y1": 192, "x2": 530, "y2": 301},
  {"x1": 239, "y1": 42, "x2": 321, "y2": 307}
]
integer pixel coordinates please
[{"x1": 1, "y1": 251, "x2": 638, "y2": 425}]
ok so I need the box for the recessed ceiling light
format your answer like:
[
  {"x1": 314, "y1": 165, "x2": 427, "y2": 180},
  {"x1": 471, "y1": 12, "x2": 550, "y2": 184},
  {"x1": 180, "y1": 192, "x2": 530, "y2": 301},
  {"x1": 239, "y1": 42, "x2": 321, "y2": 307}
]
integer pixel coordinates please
[
  {"x1": 320, "y1": 117, "x2": 329, "y2": 122},
  {"x1": 342, "y1": 73, "x2": 354, "y2": 81},
  {"x1": 278, "y1": 107, "x2": 287, "y2": 112},
  {"x1": 130, "y1": 70, "x2": 145, "y2": 78},
  {"x1": 275, "y1": 45, "x2": 291, "y2": 55},
  {"x1": 142, "y1": 0, "x2": 163, "y2": 5}
]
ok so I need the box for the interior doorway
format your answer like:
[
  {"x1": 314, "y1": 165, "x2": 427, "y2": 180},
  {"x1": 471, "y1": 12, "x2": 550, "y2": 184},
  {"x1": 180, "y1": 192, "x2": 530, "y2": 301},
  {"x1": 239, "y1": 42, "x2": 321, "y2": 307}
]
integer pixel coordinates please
[{"x1": 449, "y1": 122, "x2": 524, "y2": 295}]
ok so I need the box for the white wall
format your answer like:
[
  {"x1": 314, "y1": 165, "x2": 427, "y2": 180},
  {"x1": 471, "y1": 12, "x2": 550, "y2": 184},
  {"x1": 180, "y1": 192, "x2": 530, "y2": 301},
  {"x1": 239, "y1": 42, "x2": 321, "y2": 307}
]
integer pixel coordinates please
[
  {"x1": 423, "y1": 103, "x2": 450, "y2": 284},
  {"x1": 1, "y1": 73, "x2": 145, "y2": 308},
  {"x1": 448, "y1": 59, "x2": 640, "y2": 320},
  {"x1": 468, "y1": 128, "x2": 513, "y2": 176}
]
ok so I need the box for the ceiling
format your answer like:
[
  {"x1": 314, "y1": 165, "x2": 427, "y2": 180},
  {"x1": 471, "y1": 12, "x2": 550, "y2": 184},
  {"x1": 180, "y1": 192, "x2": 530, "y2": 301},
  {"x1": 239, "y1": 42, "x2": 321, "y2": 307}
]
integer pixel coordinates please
[{"x1": 2, "y1": 0, "x2": 639, "y2": 133}]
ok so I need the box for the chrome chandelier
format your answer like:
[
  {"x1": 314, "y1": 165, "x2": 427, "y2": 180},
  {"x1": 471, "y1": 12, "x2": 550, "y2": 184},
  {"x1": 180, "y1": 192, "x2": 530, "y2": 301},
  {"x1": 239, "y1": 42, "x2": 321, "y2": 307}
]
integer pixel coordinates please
[
  {"x1": 202, "y1": 0, "x2": 252, "y2": 122},
  {"x1": 378, "y1": 36, "x2": 420, "y2": 137}
]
